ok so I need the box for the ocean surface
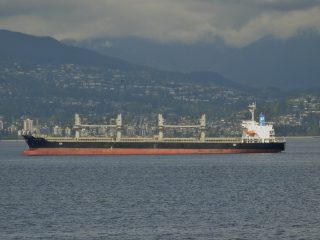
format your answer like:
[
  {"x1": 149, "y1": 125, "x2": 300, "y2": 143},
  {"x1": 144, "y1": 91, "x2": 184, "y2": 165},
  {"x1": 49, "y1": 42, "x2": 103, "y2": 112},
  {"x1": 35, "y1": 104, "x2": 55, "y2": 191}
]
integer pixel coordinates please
[{"x1": 0, "y1": 139, "x2": 320, "y2": 240}]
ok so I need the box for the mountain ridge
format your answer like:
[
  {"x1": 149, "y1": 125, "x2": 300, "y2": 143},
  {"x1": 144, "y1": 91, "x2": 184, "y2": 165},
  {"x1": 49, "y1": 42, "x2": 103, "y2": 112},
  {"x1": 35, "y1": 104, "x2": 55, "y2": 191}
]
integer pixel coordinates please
[
  {"x1": 63, "y1": 32, "x2": 320, "y2": 89},
  {"x1": 0, "y1": 29, "x2": 138, "y2": 70},
  {"x1": 0, "y1": 29, "x2": 239, "y2": 87},
  {"x1": 0, "y1": 30, "x2": 319, "y2": 136},
  {"x1": 0, "y1": 29, "x2": 249, "y2": 119}
]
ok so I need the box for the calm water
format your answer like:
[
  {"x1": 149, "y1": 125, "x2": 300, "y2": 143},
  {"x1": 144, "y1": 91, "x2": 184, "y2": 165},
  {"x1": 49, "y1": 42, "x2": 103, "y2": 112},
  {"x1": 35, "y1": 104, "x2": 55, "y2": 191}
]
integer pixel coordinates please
[{"x1": 0, "y1": 139, "x2": 320, "y2": 240}]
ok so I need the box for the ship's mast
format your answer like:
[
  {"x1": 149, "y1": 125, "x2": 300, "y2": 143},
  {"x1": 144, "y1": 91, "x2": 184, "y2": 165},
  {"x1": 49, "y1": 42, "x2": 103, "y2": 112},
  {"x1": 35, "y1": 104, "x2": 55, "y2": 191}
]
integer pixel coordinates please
[
  {"x1": 74, "y1": 113, "x2": 81, "y2": 140},
  {"x1": 116, "y1": 114, "x2": 122, "y2": 142},
  {"x1": 200, "y1": 114, "x2": 206, "y2": 142},
  {"x1": 158, "y1": 114, "x2": 164, "y2": 141},
  {"x1": 248, "y1": 103, "x2": 256, "y2": 122}
]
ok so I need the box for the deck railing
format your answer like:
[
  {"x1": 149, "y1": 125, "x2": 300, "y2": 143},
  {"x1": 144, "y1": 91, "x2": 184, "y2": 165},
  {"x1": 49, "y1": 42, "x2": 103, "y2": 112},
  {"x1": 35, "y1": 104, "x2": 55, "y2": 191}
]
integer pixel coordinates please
[{"x1": 34, "y1": 135, "x2": 285, "y2": 143}]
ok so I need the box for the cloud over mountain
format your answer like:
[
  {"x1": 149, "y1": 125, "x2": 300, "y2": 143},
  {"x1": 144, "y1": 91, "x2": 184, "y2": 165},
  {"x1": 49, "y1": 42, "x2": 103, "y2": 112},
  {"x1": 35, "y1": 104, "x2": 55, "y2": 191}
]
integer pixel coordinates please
[{"x1": 0, "y1": 0, "x2": 320, "y2": 46}]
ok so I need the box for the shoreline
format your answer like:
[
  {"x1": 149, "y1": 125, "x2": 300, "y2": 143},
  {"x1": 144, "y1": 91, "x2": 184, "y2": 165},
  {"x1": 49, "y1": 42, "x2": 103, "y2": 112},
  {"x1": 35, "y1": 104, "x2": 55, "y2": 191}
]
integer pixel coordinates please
[
  {"x1": 0, "y1": 139, "x2": 24, "y2": 142},
  {"x1": 284, "y1": 136, "x2": 320, "y2": 139}
]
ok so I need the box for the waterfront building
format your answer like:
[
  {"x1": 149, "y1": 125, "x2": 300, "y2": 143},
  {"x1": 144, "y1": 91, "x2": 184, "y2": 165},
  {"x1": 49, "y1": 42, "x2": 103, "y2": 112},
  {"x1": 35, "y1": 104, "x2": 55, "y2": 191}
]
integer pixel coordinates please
[
  {"x1": 23, "y1": 119, "x2": 33, "y2": 134},
  {"x1": 53, "y1": 125, "x2": 63, "y2": 136}
]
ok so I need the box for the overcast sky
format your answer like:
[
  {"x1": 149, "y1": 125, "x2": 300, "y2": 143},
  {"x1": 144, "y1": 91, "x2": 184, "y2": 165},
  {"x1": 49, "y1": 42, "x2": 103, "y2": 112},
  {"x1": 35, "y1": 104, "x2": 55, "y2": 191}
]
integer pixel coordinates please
[{"x1": 0, "y1": 0, "x2": 319, "y2": 46}]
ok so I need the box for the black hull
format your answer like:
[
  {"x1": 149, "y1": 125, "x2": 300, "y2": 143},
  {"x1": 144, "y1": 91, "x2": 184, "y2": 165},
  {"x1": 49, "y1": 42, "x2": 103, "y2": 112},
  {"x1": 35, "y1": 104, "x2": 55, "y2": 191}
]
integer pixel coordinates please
[{"x1": 23, "y1": 135, "x2": 285, "y2": 155}]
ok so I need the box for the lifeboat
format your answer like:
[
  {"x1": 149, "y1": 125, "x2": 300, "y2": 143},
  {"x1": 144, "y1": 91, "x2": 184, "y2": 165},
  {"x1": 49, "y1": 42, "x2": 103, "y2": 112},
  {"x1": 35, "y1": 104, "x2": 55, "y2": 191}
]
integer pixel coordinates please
[{"x1": 246, "y1": 130, "x2": 256, "y2": 136}]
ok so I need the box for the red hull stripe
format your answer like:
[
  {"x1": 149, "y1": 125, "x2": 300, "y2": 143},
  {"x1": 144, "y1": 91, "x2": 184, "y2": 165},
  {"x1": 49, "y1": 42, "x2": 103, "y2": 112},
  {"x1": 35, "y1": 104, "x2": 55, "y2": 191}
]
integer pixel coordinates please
[{"x1": 24, "y1": 148, "x2": 281, "y2": 155}]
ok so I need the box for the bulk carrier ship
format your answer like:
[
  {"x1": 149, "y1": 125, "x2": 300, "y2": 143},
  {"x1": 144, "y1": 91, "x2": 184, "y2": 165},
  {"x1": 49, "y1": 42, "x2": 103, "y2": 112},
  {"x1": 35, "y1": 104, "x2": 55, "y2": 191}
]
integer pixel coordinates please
[{"x1": 23, "y1": 103, "x2": 285, "y2": 155}]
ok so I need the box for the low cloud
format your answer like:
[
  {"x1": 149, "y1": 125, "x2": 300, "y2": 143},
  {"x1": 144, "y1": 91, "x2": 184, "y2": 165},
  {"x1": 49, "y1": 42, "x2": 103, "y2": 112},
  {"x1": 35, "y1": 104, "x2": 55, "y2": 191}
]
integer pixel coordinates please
[{"x1": 0, "y1": 0, "x2": 319, "y2": 47}]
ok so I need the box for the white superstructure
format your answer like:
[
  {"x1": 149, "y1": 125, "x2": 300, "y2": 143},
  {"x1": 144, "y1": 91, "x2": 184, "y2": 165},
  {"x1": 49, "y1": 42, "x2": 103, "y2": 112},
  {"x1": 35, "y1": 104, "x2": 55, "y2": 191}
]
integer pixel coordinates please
[{"x1": 241, "y1": 103, "x2": 275, "y2": 143}]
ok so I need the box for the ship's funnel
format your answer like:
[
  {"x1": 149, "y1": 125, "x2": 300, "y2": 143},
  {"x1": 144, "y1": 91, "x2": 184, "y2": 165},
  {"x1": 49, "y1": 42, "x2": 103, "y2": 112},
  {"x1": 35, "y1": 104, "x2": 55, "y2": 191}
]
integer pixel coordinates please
[{"x1": 259, "y1": 113, "x2": 266, "y2": 126}]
